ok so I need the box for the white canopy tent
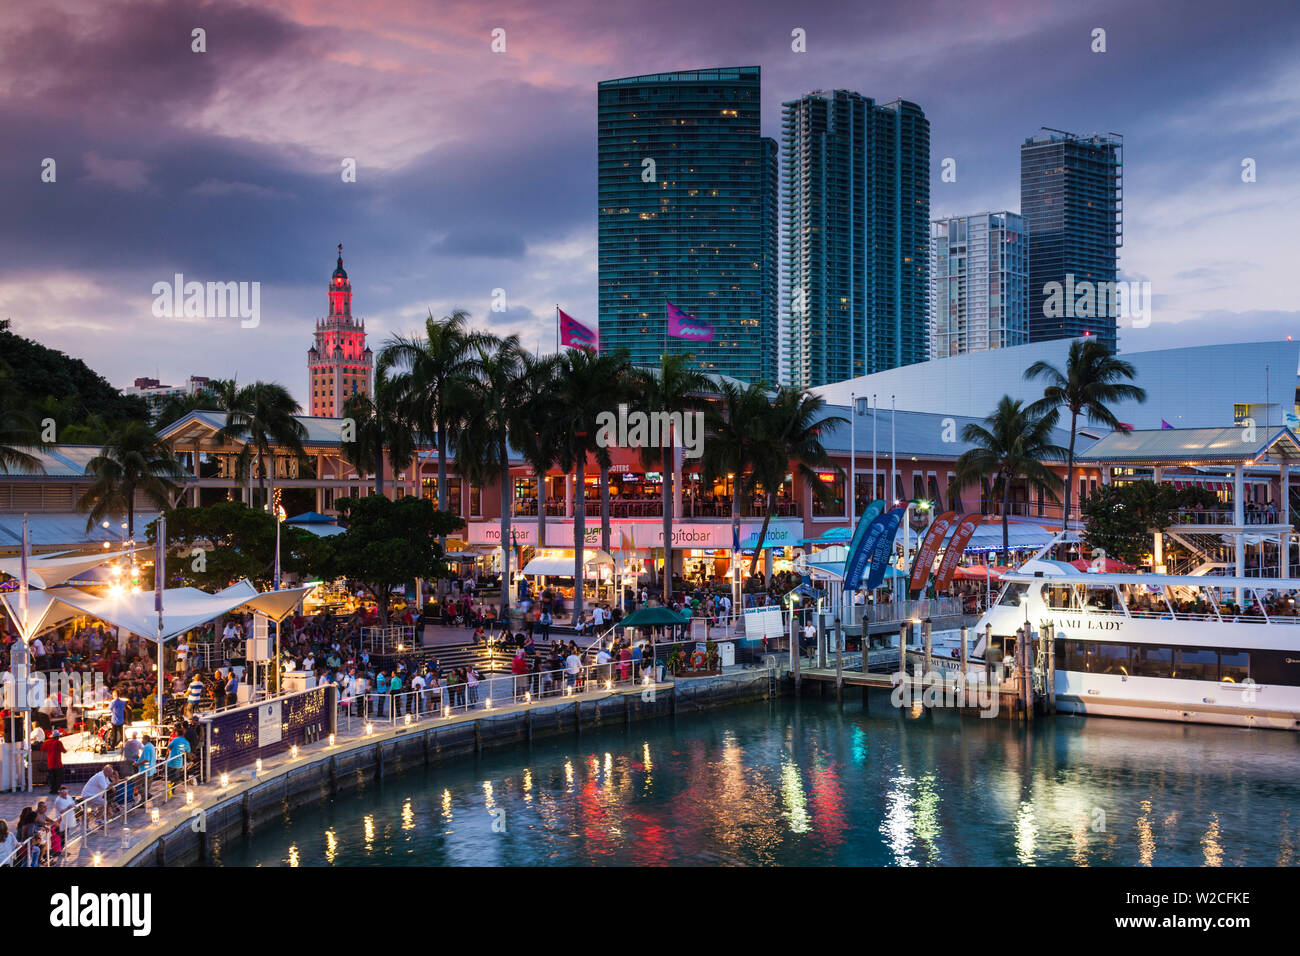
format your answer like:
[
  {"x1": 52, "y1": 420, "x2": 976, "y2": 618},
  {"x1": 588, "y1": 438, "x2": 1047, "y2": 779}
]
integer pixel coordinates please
[
  {"x1": 0, "y1": 579, "x2": 318, "y2": 643},
  {"x1": 0, "y1": 547, "x2": 149, "y2": 590},
  {"x1": 520, "y1": 550, "x2": 615, "y2": 577}
]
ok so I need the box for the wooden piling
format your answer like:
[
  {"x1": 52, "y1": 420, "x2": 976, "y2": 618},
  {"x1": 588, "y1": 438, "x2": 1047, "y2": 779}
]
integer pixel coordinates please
[
  {"x1": 923, "y1": 619, "x2": 932, "y2": 675},
  {"x1": 898, "y1": 623, "x2": 909, "y2": 678}
]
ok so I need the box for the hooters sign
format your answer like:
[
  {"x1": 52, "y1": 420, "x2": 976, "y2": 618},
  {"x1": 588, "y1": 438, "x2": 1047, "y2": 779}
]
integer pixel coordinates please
[
  {"x1": 908, "y1": 511, "x2": 957, "y2": 595},
  {"x1": 932, "y1": 514, "x2": 984, "y2": 592}
]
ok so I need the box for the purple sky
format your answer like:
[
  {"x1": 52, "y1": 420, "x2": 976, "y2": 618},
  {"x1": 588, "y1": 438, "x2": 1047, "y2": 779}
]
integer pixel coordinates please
[{"x1": 2, "y1": 0, "x2": 1298, "y2": 409}]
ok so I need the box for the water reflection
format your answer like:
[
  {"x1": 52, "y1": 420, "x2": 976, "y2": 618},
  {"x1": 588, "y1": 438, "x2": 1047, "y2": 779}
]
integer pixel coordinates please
[{"x1": 218, "y1": 699, "x2": 1300, "y2": 868}]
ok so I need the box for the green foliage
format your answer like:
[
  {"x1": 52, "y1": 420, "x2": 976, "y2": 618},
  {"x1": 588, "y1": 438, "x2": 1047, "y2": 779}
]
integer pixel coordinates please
[
  {"x1": 954, "y1": 395, "x2": 1067, "y2": 564},
  {"x1": 0, "y1": 319, "x2": 150, "y2": 427},
  {"x1": 1080, "y1": 480, "x2": 1217, "y2": 566},
  {"x1": 150, "y1": 501, "x2": 334, "y2": 590},
  {"x1": 76, "y1": 419, "x2": 187, "y2": 538},
  {"x1": 331, "y1": 495, "x2": 465, "y2": 625}
]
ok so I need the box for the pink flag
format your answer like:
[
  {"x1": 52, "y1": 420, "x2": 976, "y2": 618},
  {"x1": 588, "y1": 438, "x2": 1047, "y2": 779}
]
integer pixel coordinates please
[
  {"x1": 665, "y1": 301, "x2": 714, "y2": 343},
  {"x1": 559, "y1": 309, "x2": 598, "y2": 351}
]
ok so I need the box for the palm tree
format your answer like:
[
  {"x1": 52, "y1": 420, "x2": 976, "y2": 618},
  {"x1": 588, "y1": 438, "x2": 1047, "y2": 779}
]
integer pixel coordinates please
[
  {"x1": 459, "y1": 336, "x2": 553, "y2": 617},
  {"x1": 699, "y1": 380, "x2": 771, "y2": 594},
  {"x1": 1025, "y1": 339, "x2": 1147, "y2": 536},
  {"x1": 954, "y1": 395, "x2": 1067, "y2": 565},
  {"x1": 378, "y1": 310, "x2": 489, "y2": 523},
  {"x1": 554, "y1": 348, "x2": 617, "y2": 625},
  {"x1": 631, "y1": 354, "x2": 713, "y2": 604},
  {"x1": 511, "y1": 358, "x2": 563, "y2": 548},
  {"x1": 582, "y1": 349, "x2": 633, "y2": 553},
  {"x1": 748, "y1": 388, "x2": 846, "y2": 581},
  {"x1": 0, "y1": 368, "x2": 47, "y2": 475},
  {"x1": 340, "y1": 369, "x2": 415, "y2": 497},
  {"x1": 217, "y1": 382, "x2": 307, "y2": 511},
  {"x1": 78, "y1": 420, "x2": 186, "y2": 539}
]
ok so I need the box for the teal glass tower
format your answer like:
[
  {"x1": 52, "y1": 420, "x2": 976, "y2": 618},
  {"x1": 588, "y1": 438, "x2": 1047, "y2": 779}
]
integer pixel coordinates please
[
  {"x1": 597, "y1": 67, "x2": 779, "y2": 384},
  {"x1": 783, "y1": 91, "x2": 930, "y2": 389},
  {"x1": 1021, "y1": 128, "x2": 1124, "y2": 352}
]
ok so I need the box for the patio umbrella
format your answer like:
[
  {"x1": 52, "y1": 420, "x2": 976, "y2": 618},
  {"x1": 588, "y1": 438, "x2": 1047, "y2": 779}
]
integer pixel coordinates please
[
  {"x1": 1070, "y1": 557, "x2": 1135, "y2": 573},
  {"x1": 953, "y1": 564, "x2": 1010, "y2": 581}
]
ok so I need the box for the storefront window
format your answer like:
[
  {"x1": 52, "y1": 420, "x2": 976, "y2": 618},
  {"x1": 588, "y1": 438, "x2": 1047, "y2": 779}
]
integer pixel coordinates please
[{"x1": 812, "y1": 474, "x2": 845, "y2": 517}]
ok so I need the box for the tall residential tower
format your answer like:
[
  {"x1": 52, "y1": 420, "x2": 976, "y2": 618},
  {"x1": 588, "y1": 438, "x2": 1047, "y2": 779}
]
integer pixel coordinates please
[
  {"x1": 930, "y1": 212, "x2": 1029, "y2": 358},
  {"x1": 1020, "y1": 129, "x2": 1124, "y2": 351},
  {"x1": 597, "y1": 67, "x2": 779, "y2": 383},
  {"x1": 783, "y1": 91, "x2": 929, "y2": 389}
]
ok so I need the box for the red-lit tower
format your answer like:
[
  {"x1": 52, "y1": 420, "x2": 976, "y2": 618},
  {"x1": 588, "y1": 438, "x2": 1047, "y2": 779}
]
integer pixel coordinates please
[{"x1": 307, "y1": 244, "x2": 373, "y2": 417}]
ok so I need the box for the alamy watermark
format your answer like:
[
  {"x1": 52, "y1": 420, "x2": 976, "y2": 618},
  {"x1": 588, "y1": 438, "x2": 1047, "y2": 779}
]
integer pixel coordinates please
[
  {"x1": 890, "y1": 665, "x2": 1003, "y2": 718},
  {"x1": 151, "y1": 274, "x2": 260, "y2": 328},
  {"x1": 595, "y1": 403, "x2": 704, "y2": 459},
  {"x1": 1041, "y1": 274, "x2": 1150, "y2": 328}
]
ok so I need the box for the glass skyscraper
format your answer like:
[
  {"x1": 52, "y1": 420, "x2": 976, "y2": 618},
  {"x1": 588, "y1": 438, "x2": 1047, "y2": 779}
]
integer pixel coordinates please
[
  {"x1": 597, "y1": 67, "x2": 778, "y2": 384},
  {"x1": 1020, "y1": 128, "x2": 1124, "y2": 352},
  {"x1": 783, "y1": 91, "x2": 929, "y2": 389},
  {"x1": 931, "y1": 212, "x2": 1029, "y2": 358}
]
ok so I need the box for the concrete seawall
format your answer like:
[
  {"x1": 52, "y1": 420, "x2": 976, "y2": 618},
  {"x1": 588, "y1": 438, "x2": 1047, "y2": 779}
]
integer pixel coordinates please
[{"x1": 123, "y1": 669, "x2": 776, "y2": 867}]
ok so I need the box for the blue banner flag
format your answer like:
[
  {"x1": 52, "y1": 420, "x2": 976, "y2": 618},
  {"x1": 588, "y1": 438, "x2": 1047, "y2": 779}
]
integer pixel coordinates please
[
  {"x1": 841, "y1": 499, "x2": 886, "y2": 589},
  {"x1": 845, "y1": 509, "x2": 891, "y2": 590},
  {"x1": 863, "y1": 508, "x2": 906, "y2": 591}
]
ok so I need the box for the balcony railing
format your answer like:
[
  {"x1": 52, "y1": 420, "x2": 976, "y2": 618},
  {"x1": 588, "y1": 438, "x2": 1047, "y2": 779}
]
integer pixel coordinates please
[{"x1": 506, "y1": 498, "x2": 801, "y2": 519}]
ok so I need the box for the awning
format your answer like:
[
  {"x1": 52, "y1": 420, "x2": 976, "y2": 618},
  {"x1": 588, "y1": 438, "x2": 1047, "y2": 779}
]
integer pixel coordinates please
[
  {"x1": 520, "y1": 550, "x2": 614, "y2": 576},
  {"x1": 0, "y1": 547, "x2": 150, "y2": 589},
  {"x1": 0, "y1": 579, "x2": 319, "y2": 643},
  {"x1": 944, "y1": 522, "x2": 1054, "y2": 553},
  {"x1": 799, "y1": 527, "x2": 852, "y2": 546}
]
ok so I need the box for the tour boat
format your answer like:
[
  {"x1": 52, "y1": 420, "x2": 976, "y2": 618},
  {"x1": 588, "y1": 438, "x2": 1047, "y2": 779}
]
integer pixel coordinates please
[{"x1": 969, "y1": 560, "x2": 1300, "y2": 731}]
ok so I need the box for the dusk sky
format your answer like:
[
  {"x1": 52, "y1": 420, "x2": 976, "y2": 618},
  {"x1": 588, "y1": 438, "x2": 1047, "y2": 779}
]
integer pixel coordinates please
[{"x1": 3, "y1": 0, "x2": 1298, "y2": 409}]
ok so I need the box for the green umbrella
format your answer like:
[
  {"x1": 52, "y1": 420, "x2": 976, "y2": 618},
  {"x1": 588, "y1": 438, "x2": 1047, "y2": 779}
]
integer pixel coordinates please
[{"x1": 615, "y1": 606, "x2": 692, "y2": 628}]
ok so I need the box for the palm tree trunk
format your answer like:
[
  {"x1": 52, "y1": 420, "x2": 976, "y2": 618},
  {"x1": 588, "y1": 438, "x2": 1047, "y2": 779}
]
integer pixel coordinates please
[
  {"x1": 1063, "y1": 408, "x2": 1079, "y2": 548},
  {"x1": 375, "y1": 440, "x2": 386, "y2": 497},
  {"x1": 499, "y1": 449, "x2": 512, "y2": 618},
  {"x1": 1001, "y1": 474, "x2": 1010, "y2": 567},
  {"x1": 661, "y1": 446, "x2": 673, "y2": 603},
  {"x1": 257, "y1": 447, "x2": 268, "y2": 511},
  {"x1": 573, "y1": 449, "x2": 586, "y2": 626},
  {"x1": 730, "y1": 494, "x2": 741, "y2": 601},
  {"x1": 436, "y1": 424, "x2": 448, "y2": 596},
  {"x1": 748, "y1": 496, "x2": 775, "y2": 583},
  {"x1": 600, "y1": 460, "x2": 611, "y2": 553},
  {"x1": 537, "y1": 470, "x2": 547, "y2": 548}
]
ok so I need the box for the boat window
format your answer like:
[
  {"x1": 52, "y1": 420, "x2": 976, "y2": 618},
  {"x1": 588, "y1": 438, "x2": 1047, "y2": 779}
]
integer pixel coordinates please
[
  {"x1": 1096, "y1": 642, "x2": 1131, "y2": 675},
  {"x1": 997, "y1": 582, "x2": 1030, "y2": 607},
  {"x1": 1250, "y1": 650, "x2": 1300, "y2": 686},
  {"x1": 1132, "y1": 646, "x2": 1174, "y2": 679},
  {"x1": 1175, "y1": 648, "x2": 1219, "y2": 681},
  {"x1": 1043, "y1": 584, "x2": 1080, "y2": 610},
  {"x1": 1080, "y1": 584, "x2": 1121, "y2": 613},
  {"x1": 1219, "y1": 650, "x2": 1249, "y2": 684},
  {"x1": 1055, "y1": 640, "x2": 1096, "y2": 672},
  {"x1": 1119, "y1": 583, "x2": 1168, "y2": 617}
]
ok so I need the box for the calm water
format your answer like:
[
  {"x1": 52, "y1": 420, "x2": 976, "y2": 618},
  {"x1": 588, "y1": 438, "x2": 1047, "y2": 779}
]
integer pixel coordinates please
[{"x1": 214, "y1": 698, "x2": 1300, "y2": 866}]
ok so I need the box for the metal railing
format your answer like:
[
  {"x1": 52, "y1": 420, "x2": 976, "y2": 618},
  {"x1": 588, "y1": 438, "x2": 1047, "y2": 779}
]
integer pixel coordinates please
[
  {"x1": 6, "y1": 741, "x2": 200, "y2": 867},
  {"x1": 335, "y1": 658, "x2": 667, "y2": 733}
]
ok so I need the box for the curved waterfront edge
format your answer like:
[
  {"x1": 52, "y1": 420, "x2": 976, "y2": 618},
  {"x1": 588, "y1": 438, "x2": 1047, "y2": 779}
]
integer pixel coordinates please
[{"x1": 116, "y1": 670, "x2": 776, "y2": 867}]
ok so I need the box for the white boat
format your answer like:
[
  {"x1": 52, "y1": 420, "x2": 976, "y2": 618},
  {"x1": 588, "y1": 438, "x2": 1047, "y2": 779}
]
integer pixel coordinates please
[{"x1": 971, "y1": 560, "x2": 1300, "y2": 731}]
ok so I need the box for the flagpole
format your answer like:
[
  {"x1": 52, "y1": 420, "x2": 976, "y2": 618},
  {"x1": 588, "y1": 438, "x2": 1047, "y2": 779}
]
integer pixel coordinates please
[
  {"x1": 556, "y1": 304, "x2": 560, "y2": 355},
  {"x1": 20, "y1": 515, "x2": 31, "y2": 793},
  {"x1": 849, "y1": 392, "x2": 856, "y2": 528},
  {"x1": 156, "y1": 516, "x2": 166, "y2": 735},
  {"x1": 871, "y1": 395, "x2": 877, "y2": 503}
]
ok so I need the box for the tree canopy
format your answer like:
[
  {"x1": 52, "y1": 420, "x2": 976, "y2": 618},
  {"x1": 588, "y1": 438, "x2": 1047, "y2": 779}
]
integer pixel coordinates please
[
  {"x1": 149, "y1": 501, "x2": 333, "y2": 591},
  {"x1": 330, "y1": 495, "x2": 465, "y2": 625},
  {"x1": 1080, "y1": 480, "x2": 1218, "y2": 565}
]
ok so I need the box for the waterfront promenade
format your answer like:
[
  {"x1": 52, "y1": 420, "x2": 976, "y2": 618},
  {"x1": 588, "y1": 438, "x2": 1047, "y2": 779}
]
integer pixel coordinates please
[{"x1": 2, "y1": 660, "x2": 778, "y2": 868}]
